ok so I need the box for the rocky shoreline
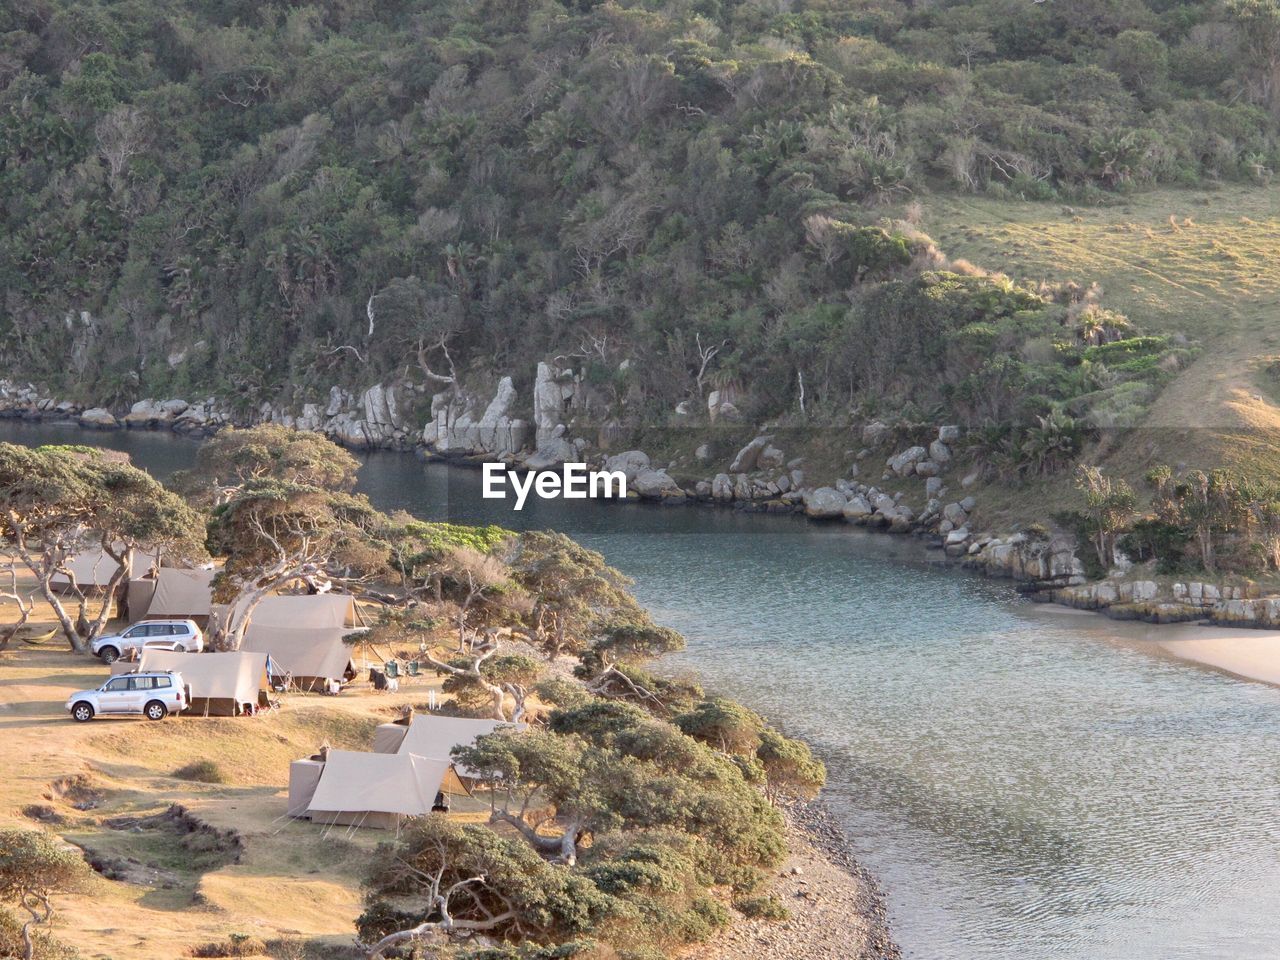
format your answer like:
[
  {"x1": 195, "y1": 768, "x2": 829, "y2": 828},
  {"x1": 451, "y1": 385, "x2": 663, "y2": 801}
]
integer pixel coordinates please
[
  {"x1": 12, "y1": 375, "x2": 1280, "y2": 629},
  {"x1": 0, "y1": 376, "x2": 1084, "y2": 590}
]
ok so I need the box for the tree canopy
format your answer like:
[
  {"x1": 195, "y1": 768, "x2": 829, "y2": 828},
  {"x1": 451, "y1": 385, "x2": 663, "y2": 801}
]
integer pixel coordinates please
[
  {"x1": 0, "y1": 443, "x2": 207, "y2": 650},
  {"x1": 0, "y1": 0, "x2": 1241, "y2": 439}
]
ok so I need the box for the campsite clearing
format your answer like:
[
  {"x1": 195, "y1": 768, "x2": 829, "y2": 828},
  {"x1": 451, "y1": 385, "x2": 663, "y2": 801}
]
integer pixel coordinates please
[{"x1": 0, "y1": 635, "x2": 495, "y2": 960}]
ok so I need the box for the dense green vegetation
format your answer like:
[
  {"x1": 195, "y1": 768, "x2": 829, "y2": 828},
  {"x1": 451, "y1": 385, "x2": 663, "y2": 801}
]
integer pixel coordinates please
[{"x1": 0, "y1": 0, "x2": 1270, "y2": 436}]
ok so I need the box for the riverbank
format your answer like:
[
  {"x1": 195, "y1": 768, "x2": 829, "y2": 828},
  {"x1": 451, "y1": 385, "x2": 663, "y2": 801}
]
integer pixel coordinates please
[{"x1": 694, "y1": 801, "x2": 899, "y2": 960}]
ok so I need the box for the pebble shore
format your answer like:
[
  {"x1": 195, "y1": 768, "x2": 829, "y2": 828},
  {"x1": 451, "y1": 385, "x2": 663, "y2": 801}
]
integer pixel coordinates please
[{"x1": 691, "y1": 799, "x2": 900, "y2": 960}]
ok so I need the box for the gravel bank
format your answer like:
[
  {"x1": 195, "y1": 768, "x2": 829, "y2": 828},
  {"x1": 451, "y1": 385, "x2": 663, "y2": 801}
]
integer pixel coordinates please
[{"x1": 690, "y1": 799, "x2": 900, "y2": 960}]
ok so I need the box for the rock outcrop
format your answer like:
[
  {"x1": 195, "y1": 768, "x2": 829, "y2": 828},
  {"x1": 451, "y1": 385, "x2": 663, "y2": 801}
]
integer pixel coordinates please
[{"x1": 423, "y1": 378, "x2": 529, "y2": 459}]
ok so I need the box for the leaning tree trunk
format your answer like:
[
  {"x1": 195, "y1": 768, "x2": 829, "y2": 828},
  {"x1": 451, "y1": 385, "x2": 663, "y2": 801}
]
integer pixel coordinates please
[{"x1": 36, "y1": 571, "x2": 85, "y2": 653}]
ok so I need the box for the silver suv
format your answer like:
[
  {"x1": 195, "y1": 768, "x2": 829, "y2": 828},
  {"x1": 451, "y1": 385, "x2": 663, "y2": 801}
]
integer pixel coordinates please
[
  {"x1": 91, "y1": 620, "x2": 204, "y2": 663},
  {"x1": 65, "y1": 671, "x2": 187, "y2": 722}
]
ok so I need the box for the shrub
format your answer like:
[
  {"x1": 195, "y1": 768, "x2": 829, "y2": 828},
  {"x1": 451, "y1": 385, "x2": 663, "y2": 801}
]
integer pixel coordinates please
[
  {"x1": 173, "y1": 760, "x2": 227, "y2": 784},
  {"x1": 733, "y1": 894, "x2": 791, "y2": 921},
  {"x1": 189, "y1": 934, "x2": 268, "y2": 958}
]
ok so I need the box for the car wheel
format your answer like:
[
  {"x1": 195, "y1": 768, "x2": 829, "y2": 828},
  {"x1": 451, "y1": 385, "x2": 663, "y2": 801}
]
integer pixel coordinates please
[
  {"x1": 71, "y1": 702, "x2": 94, "y2": 723},
  {"x1": 144, "y1": 700, "x2": 167, "y2": 721},
  {"x1": 99, "y1": 646, "x2": 119, "y2": 664}
]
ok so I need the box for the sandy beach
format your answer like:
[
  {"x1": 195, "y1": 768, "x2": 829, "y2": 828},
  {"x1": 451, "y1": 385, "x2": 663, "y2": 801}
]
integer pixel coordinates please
[{"x1": 1029, "y1": 603, "x2": 1280, "y2": 688}]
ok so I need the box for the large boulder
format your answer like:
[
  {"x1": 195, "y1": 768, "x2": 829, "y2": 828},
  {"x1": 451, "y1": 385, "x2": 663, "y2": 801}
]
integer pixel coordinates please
[
  {"x1": 523, "y1": 436, "x2": 575, "y2": 470},
  {"x1": 802, "y1": 487, "x2": 846, "y2": 519},
  {"x1": 633, "y1": 469, "x2": 682, "y2": 499},
  {"x1": 603, "y1": 450, "x2": 651, "y2": 483},
  {"x1": 843, "y1": 495, "x2": 873, "y2": 520},
  {"x1": 887, "y1": 446, "x2": 928, "y2": 478},
  {"x1": 123, "y1": 399, "x2": 167, "y2": 427},
  {"x1": 295, "y1": 403, "x2": 324, "y2": 432},
  {"x1": 79, "y1": 407, "x2": 118, "y2": 430},
  {"x1": 758, "y1": 445, "x2": 786, "y2": 470},
  {"x1": 712, "y1": 474, "x2": 733, "y2": 501},
  {"x1": 938, "y1": 425, "x2": 961, "y2": 443},
  {"x1": 425, "y1": 379, "x2": 528, "y2": 458},
  {"x1": 730, "y1": 436, "x2": 772, "y2": 473},
  {"x1": 533, "y1": 362, "x2": 578, "y2": 448},
  {"x1": 929, "y1": 440, "x2": 952, "y2": 464}
]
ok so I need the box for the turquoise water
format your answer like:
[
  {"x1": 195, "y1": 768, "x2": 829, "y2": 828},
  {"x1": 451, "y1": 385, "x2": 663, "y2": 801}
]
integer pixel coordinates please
[{"x1": 6, "y1": 422, "x2": 1280, "y2": 959}]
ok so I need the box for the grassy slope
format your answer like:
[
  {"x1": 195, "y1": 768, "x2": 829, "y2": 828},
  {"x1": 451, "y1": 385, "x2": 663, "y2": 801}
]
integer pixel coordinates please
[
  {"x1": 908, "y1": 185, "x2": 1280, "y2": 526},
  {"x1": 0, "y1": 589, "x2": 488, "y2": 960}
]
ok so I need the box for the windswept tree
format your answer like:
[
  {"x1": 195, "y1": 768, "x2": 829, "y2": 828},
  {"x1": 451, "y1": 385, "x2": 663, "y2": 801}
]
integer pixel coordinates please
[
  {"x1": 192, "y1": 427, "x2": 390, "y2": 648},
  {"x1": 677, "y1": 698, "x2": 825, "y2": 800},
  {"x1": 207, "y1": 482, "x2": 388, "y2": 649},
  {"x1": 0, "y1": 830, "x2": 88, "y2": 960},
  {"x1": 440, "y1": 653, "x2": 543, "y2": 722},
  {"x1": 0, "y1": 444, "x2": 206, "y2": 651},
  {"x1": 462, "y1": 704, "x2": 786, "y2": 874},
  {"x1": 510, "y1": 531, "x2": 635, "y2": 660},
  {"x1": 179, "y1": 424, "x2": 360, "y2": 506},
  {"x1": 578, "y1": 612, "x2": 688, "y2": 711},
  {"x1": 358, "y1": 818, "x2": 617, "y2": 959}
]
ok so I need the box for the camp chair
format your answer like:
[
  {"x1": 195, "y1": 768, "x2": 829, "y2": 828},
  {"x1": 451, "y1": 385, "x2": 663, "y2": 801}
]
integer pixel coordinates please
[
  {"x1": 405, "y1": 660, "x2": 420, "y2": 677},
  {"x1": 384, "y1": 660, "x2": 399, "y2": 679}
]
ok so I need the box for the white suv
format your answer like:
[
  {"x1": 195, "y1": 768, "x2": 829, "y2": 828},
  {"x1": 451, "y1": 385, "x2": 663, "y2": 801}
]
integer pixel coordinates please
[
  {"x1": 92, "y1": 620, "x2": 203, "y2": 663},
  {"x1": 66, "y1": 671, "x2": 187, "y2": 722}
]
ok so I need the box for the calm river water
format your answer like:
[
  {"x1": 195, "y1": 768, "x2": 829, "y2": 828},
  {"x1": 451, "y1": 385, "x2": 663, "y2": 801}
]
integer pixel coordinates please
[{"x1": 5, "y1": 420, "x2": 1280, "y2": 960}]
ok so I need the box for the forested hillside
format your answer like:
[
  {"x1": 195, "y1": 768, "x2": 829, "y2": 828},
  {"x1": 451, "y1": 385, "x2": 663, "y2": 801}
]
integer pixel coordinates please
[{"x1": 1, "y1": 0, "x2": 1277, "y2": 436}]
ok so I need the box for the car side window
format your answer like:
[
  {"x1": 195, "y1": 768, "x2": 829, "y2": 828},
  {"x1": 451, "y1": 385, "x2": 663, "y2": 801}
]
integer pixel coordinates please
[
  {"x1": 156, "y1": 676, "x2": 171, "y2": 688},
  {"x1": 123, "y1": 626, "x2": 142, "y2": 638},
  {"x1": 128, "y1": 677, "x2": 154, "y2": 690},
  {"x1": 104, "y1": 678, "x2": 129, "y2": 692}
]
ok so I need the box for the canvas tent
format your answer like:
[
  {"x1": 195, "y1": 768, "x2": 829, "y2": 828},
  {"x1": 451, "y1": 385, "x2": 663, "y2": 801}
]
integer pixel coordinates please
[
  {"x1": 374, "y1": 716, "x2": 522, "y2": 777},
  {"x1": 225, "y1": 593, "x2": 359, "y2": 630},
  {"x1": 240, "y1": 624, "x2": 359, "y2": 691},
  {"x1": 111, "y1": 650, "x2": 269, "y2": 716},
  {"x1": 144, "y1": 568, "x2": 217, "y2": 621},
  {"x1": 52, "y1": 546, "x2": 160, "y2": 592},
  {"x1": 293, "y1": 750, "x2": 452, "y2": 830}
]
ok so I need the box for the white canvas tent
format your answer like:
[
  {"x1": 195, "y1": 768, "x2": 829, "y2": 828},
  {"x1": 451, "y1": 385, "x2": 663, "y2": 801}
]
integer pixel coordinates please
[
  {"x1": 140, "y1": 650, "x2": 268, "y2": 716},
  {"x1": 144, "y1": 568, "x2": 217, "y2": 620},
  {"x1": 240, "y1": 624, "x2": 358, "y2": 691},
  {"x1": 299, "y1": 750, "x2": 451, "y2": 830},
  {"x1": 374, "y1": 716, "x2": 521, "y2": 777}
]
